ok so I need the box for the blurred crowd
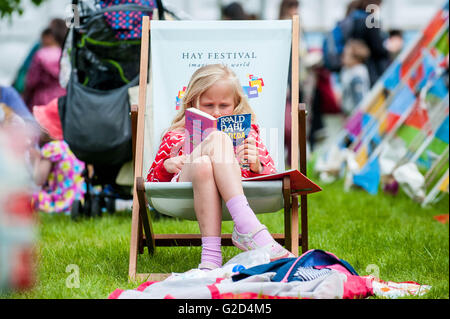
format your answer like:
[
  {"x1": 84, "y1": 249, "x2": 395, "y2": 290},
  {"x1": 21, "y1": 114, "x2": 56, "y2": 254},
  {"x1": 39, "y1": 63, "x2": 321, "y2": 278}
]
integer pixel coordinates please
[
  {"x1": 279, "y1": 0, "x2": 402, "y2": 153},
  {"x1": 221, "y1": 0, "x2": 403, "y2": 159}
]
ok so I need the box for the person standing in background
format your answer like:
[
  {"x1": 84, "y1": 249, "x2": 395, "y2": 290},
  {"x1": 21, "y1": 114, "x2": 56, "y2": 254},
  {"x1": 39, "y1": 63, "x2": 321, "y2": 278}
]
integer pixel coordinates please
[
  {"x1": 340, "y1": 39, "x2": 371, "y2": 116},
  {"x1": 349, "y1": 0, "x2": 390, "y2": 87},
  {"x1": 385, "y1": 29, "x2": 404, "y2": 61},
  {"x1": 23, "y1": 22, "x2": 67, "y2": 111},
  {"x1": 12, "y1": 19, "x2": 68, "y2": 97},
  {"x1": 221, "y1": 2, "x2": 249, "y2": 20}
]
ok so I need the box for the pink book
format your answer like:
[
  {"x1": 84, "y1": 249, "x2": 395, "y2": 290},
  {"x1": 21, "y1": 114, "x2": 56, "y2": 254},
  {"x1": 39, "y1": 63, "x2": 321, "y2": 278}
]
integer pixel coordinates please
[{"x1": 184, "y1": 108, "x2": 218, "y2": 154}]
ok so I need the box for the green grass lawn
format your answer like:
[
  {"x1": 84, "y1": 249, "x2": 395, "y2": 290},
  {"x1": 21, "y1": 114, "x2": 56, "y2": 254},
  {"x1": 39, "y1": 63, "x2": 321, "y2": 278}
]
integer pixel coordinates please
[{"x1": 2, "y1": 179, "x2": 449, "y2": 299}]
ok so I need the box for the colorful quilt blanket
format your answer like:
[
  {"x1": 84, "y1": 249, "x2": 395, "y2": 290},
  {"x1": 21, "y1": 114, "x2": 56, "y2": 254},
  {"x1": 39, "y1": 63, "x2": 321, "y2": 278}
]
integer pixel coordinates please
[{"x1": 110, "y1": 249, "x2": 430, "y2": 299}]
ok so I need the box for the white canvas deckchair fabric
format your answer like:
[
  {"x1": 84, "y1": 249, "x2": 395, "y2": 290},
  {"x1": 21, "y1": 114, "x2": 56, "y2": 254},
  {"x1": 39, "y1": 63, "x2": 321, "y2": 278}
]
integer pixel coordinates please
[
  {"x1": 144, "y1": 20, "x2": 293, "y2": 219},
  {"x1": 147, "y1": 20, "x2": 292, "y2": 173}
]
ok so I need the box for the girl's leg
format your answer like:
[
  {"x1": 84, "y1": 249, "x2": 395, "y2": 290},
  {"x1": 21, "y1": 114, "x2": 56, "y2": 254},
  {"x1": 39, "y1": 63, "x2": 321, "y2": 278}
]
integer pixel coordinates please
[
  {"x1": 179, "y1": 155, "x2": 222, "y2": 237},
  {"x1": 180, "y1": 131, "x2": 292, "y2": 261},
  {"x1": 189, "y1": 132, "x2": 270, "y2": 235},
  {"x1": 190, "y1": 131, "x2": 243, "y2": 202},
  {"x1": 179, "y1": 155, "x2": 223, "y2": 269}
]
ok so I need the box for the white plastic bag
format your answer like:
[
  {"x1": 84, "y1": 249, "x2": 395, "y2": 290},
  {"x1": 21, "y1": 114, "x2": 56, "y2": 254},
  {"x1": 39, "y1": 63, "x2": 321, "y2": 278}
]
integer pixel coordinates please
[
  {"x1": 223, "y1": 248, "x2": 271, "y2": 269},
  {"x1": 378, "y1": 138, "x2": 408, "y2": 176},
  {"x1": 393, "y1": 162, "x2": 425, "y2": 201}
]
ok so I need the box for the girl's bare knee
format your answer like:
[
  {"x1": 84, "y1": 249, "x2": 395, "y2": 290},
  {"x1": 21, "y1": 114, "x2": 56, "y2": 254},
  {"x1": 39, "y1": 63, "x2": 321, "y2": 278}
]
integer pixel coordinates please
[
  {"x1": 192, "y1": 156, "x2": 214, "y2": 181},
  {"x1": 204, "y1": 131, "x2": 234, "y2": 161}
]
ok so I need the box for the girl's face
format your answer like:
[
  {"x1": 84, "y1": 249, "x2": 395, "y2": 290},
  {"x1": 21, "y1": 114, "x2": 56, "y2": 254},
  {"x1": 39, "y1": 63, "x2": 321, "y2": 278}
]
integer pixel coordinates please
[{"x1": 197, "y1": 80, "x2": 236, "y2": 118}]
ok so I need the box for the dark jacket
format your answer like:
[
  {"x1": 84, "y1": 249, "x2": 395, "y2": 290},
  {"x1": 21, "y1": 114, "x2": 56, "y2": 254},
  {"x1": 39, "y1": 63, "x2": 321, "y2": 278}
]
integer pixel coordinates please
[{"x1": 351, "y1": 10, "x2": 391, "y2": 86}]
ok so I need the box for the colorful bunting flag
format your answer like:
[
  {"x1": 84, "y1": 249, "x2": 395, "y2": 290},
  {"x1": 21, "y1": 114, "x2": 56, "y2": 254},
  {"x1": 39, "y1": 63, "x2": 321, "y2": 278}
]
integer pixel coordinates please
[
  {"x1": 404, "y1": 103, "x2": 429, "y2": 130},
  {"x1": 345, "y1": 111, "x2": 363, "y2": 138},
  {"x1": 387, "y1": 86, "x2": 416, "y2": 116},
  {"x1": 434, "y1": 115, "x2": 449, "y2": 144},
  {"x1": 353, "y1": 158, "x2": 381, "y2": 195},
  {"x1": 439, "y1": 174, "x2": 449, "y2": 192}
]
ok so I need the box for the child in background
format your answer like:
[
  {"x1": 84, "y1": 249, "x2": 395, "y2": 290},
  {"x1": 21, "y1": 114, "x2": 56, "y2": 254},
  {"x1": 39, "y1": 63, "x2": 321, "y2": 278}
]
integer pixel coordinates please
[
  {"x1": 385, "y1": 29, "x2": 404, "y2": 61},
  {"x1": 30, "y1": 99, "x2": 86, "y2": 214},
  {"x1": 340, "y1": 39, "x2": 371, "y2": 116},
  {"x1": 24, "y1": 28, "x2": 66, "y2": 110},
  {"x1": 147, "y1": 64, "x2": 294, "y2": 271}
]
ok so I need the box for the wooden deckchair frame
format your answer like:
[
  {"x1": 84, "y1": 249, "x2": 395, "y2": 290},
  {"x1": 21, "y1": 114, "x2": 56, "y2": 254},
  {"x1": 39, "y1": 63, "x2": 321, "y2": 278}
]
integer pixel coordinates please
[{"x1": 128, "y1": 15, "x2": 308, "y2": 282}]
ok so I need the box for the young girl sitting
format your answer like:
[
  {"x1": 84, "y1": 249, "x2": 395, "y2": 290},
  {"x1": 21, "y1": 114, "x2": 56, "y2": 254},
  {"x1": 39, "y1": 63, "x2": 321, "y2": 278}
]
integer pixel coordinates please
[
  {"x1": 147, "y1": 64, "x2": 294, "y2": 270},
  {"x1": 31, "y1": 99, "x2": 86, "y2": 214}
]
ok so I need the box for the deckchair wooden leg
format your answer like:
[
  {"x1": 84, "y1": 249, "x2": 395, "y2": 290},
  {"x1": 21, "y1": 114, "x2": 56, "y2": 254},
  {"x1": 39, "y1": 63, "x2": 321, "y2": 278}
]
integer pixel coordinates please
[
  {"x1": 130, "y1": 104, "x2": 138, "y2": 163},
  {"x1": 128, "y1": 177, "x2": 155, "y2": 280},
  {"x1": 298, "y1": 103, "x2": 308, "y2": 254},
  {"x1": 283, "y1": 176, "x2": 292, "y2": 251},
  {"x1": 290, "y1": 196, "x2": 299, "y2": 257},
  {"x1": 130, "y1": 105, "x2": 144, "y2": 254},
  {"x1": 283, "y1": 176, "x2": 299, "y2": 256},
  {"x1": 128, "y1": 185, "x2": 140, "y2": 280},
  {"x1": 300, "y1": 195, "x2": 308, "y2": 253},
  {"x1": 138, "y1": 214, "x2": 144, "y2": 254},
  {"x1": 136, "y1": 177, "x2": 155, "y2": 254}
]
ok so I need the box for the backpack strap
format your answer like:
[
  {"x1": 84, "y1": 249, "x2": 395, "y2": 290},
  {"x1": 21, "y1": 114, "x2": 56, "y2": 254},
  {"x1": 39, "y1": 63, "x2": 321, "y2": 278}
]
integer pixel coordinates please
[{"x1": 156, "y1": 0, "x2": 165, "y2": 20}]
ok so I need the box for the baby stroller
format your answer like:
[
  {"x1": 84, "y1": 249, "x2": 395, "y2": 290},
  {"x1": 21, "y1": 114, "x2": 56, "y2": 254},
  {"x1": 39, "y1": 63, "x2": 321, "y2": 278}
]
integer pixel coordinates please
[{"x1": 58, "y1": 0, "x2": 179, "y2": 219}]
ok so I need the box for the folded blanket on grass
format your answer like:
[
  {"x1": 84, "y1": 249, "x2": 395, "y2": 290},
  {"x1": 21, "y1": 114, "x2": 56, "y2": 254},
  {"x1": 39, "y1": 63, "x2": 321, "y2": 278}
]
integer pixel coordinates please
[{"x1": 110, "y1": 249, "x2": 431, "y2": 299}]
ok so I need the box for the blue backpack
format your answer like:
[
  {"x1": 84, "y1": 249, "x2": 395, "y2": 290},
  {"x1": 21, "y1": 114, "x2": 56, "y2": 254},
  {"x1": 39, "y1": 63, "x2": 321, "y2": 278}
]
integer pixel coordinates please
[
  {"x1": 232, "y1": 249, "x2": 358, "y2": 283},
  {"x1": 323, "y1": 10, "x2": 367, "y2": 72}
]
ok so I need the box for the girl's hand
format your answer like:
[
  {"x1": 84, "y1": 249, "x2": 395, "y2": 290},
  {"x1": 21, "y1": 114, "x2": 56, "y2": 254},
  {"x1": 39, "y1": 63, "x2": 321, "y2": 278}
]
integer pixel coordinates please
[
  {"x1": 236, "y1": 137, "x2": 263, "y2": 173},
  {"x1": 164, "y1": 155, "x2": 187, "y2": 174}
]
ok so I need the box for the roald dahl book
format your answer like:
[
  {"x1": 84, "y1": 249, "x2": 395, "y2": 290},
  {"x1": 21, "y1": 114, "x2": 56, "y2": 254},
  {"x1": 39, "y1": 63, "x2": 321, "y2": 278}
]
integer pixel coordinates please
[{"x1": 184, "y1": 107, "x2": 252, "y2": 154}]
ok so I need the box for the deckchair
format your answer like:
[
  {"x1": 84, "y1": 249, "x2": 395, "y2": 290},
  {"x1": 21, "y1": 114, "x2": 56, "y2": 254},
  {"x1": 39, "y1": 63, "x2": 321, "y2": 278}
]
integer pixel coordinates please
[{"x1": 128, "y1": 16, "x2": 321, "y2": 282}]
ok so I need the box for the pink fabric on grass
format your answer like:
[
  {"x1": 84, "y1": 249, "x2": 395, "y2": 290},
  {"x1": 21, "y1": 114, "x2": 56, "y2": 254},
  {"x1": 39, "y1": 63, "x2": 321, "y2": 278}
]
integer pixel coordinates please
[
  {"x1": 108, "y1": 289, "x2": 124, "y2": 299},
  {"x1": 343, "y1": 275, "x2": 374, "y2": 299}
]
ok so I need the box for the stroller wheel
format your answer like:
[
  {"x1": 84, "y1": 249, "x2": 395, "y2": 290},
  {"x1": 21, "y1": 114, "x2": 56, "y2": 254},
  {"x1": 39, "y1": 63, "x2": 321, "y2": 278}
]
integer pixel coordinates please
[
  {"x1": 70, "y1": 200, "x2": 82, "y2": 220},
  {"x1": 83, "y1": 195, "x2": 92, "y2": 217},
  {"x1": 91, "y1": 195, "x2": 102, "y2": 218},
  {"x1": 105, "y1": 197, "x2": 116, "y2": 215}
]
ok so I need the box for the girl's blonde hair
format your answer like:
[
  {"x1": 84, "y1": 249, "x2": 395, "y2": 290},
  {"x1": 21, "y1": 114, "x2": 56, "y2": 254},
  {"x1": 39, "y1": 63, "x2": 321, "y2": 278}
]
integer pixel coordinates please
[{"x1": 167, "y1": 64, "x2": 256, "y2": 133}]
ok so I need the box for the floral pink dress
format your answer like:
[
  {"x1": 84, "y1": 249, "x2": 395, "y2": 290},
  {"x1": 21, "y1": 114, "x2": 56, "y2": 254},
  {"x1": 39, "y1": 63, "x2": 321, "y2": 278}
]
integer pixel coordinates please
[{"x1": 32, "y1": 140, "x2": 86, "y2": 214}]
